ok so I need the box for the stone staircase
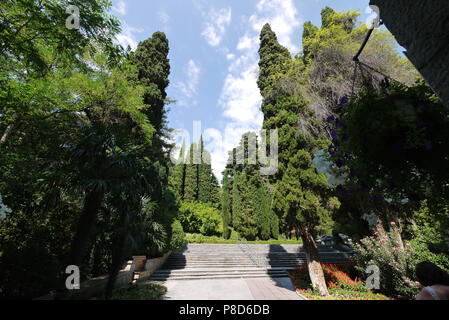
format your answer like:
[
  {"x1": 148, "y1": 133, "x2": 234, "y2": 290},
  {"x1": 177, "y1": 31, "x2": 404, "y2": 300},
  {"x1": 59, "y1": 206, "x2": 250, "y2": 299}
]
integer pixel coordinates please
[{"x1": 146, "y1": 244, "x2": 353, "y2": 281}]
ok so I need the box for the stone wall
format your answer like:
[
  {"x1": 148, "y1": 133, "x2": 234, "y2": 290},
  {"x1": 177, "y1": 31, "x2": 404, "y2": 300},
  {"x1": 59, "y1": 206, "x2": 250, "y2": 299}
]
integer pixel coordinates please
[
  {"x1": 370, "y1": 0, "x2": 449, "y2": 106},
  {"x1": 35, "y1": 253, "x2": 171, "y2": 300}
]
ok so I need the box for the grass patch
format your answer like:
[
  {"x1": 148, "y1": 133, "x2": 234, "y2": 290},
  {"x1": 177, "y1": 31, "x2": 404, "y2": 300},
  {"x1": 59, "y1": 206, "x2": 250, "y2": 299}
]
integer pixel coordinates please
[
  {"x1": 109, "y1": 283, "x2": 167, "y2": 300},
  {"x1": 185, "y1": 233, "x2": 302, "y2": 244}
]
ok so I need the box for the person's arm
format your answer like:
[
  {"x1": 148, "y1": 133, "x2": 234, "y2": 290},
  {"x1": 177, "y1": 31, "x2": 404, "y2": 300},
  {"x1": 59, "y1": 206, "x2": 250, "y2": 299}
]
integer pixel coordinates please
[{"x1": 416, "y1": 287, "x2": 440, "y2": 300}]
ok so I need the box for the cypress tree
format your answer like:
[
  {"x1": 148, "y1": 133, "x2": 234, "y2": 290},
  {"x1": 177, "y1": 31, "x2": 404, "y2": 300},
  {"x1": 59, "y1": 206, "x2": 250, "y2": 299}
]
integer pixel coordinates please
[
  {"x1": 210, "y1": 173, "x2": 221, "y2": 209},
  {"x1": 257, "y1": 23, "x2": 291, "y2": 106},
  {"x1": 257, "y1": 183, "x2": 271, "y2": 240},
  {"x1": 134, "y1": 32, "x2": 170, "y2": 134},
  {"x1": 198, "y1": 136, "x2": 212, "y2": 203},
  {"x1": 134, "y1": 32, "x2": 171, "y2": 163},
  {"x1": 184, "y1": 143, "x2": 199, "y2": 202},
  {"x1": 231, "y1": 171, "x2": 241, "y2": 231},
  {"x1": 221, "y1": 169, "x2": 231, "y2": 239},
  {"x1": 172, "y1": 140, "x2": 186, "y2": 199},
  {"x1": 302, "y1": 21, "x2": 319, "y2": 61},
  {"x1": 321, "y1": 6, "x2": 336, "y2": 29},
  {"x1": 257, "y1": 24, "x2": 339, "y2": 295}
]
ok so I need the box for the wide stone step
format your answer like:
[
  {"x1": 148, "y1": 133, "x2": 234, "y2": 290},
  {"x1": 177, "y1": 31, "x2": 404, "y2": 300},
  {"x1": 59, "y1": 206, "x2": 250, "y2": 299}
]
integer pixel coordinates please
[
  {"x1": 147, "y1": 268, "x2": 291, "y2": 281},
  {"x1": 147, "y1": 273, "x2": 291, "y2": 281}
]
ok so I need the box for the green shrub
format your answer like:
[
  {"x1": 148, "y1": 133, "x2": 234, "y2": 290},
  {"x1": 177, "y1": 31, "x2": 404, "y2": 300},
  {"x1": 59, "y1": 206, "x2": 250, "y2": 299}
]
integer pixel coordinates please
[
  {"x1": 169, "y1": 219, "x2": 185, "y2": 252},
  {"x1": 407, "y1": 201, "x2": 449, "y2": 274},
  {"x1": 353, "y1": 220, "x2": 421, "y2": 299},
  {"x1": 178, "y1": 202, "x2": 222, "y2": 236},
  {"x1": 229, "y1": 228, "x2": 240, "y2": 241}
]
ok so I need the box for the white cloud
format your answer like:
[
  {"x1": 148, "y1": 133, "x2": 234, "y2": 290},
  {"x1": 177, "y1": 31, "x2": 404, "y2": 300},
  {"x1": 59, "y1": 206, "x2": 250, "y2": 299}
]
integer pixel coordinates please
[
  {"x1": 210, "y1": 0, "x2": 303, "y2": 181},
  {"x1": 158, "y1": 10, "x2": 169, "y2": 24},
  {"x1": 174, "y1": 59, "x2": 201, "y2": 106},
  {"x1": 112, "y1": 0, "x2": 126, "y2": 16},
  {"x1": 115, "y1": 23, "x2": 143, "y2": 51},
  {"x1": 200, "y1": 7, "x2": 232, "y2": 47},
  {"x1": 250, "y1": 0, "x2": 301, "y2": 53}
]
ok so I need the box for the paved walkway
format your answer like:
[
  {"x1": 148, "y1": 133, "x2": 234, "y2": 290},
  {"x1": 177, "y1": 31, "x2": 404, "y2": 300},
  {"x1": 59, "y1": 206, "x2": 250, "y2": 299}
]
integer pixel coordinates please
[{"x1": 160, "y1": 277, "x2": 303, "y2": 300}]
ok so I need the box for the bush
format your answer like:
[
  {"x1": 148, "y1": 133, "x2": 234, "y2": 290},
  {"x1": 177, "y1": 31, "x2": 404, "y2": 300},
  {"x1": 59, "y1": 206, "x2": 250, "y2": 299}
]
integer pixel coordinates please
[
  {"x1": 178, "y1": 202, "x2": 222, "y2": 236},
  {"x1": 407, "y1": 201, "x2": 449, "y2": 274},
  {"x1": 229, "y1": 228, "x2": 240, "y2": 241},
  {"x1": 169, "y1": 219, "x2": 185, "y2": 252},
  {"x1": 353, "y1": 220, "x2": 421, "y2": 299}
]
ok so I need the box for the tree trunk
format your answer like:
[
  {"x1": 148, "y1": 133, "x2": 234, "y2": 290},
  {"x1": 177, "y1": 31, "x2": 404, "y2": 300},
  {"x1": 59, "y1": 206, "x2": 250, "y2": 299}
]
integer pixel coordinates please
[
  {"x1": 105, "y1": 230, "x2": 127, "y2": 299},
  {"x1": 300, "y1": 227, "x2": 329, "y2": 296},
  {"x1": 66, "y1": 189, "x2": 105, "y2": 267},
  {"x1": 54, "y1": 189, "x2": 104, "y2": 299},
  {"x1": 0, "y1": 113, "x2": 18, "y2": 145}
]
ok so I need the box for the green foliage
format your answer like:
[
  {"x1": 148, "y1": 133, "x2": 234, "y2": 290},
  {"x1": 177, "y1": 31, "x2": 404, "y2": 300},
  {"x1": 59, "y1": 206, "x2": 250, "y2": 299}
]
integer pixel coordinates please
[
  {"x1": 171, "y1": 140, "x2": 186, "y2": 200},
  {"x1": 178, "y1": 139, "x2": 219, "y2": 206},
  {"x1": 257, "y1": 23, "x2": 291, "y2": 97},
  {"x1": 178, "y1": 202, "x2": 222, "y2": 236},
  {"x1": 0, "y1": 1, "x2": 176, "y2": 299},
  {"x1": 353, "y1": 221, "x2": 421, "y2": 299},
  {"x1": 0, "y1": 0, "x2": 121, "y2": 76},
  {"x1": 225, "y1": 132, "x2": 273, "y2": 241},
  {"x1": 169, "y1": 219, "x2": 185, "y2": 252},
  {"x1": 221, "y1": 170, "x2": 232, "y2": 239},
  {"x1": 198, "y1": 137, "x2": 213, "y2": 203},
  {"x1": 134, "y1": 32, "x2": 170, "y2": 140},
  {"x1": 272, "y1": 150, "x2": 339, "y2": 234},
  {"x1": 407, "y1": 201, "x2": 449, "y2": 274},
  {"x1": 329, "y1": 81, "x2": 449, "y2": 221},
  {"x1": 185, "y1": 233, "x2": 302, "y2": 245}
]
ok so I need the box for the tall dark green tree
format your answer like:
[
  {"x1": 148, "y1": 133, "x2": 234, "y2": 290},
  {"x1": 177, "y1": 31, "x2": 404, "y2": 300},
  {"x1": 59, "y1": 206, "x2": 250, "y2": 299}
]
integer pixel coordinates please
[
  {"x1": 184, "y1": 143, "x2": 199, "y2": 202},
  {"x1": 221, "y1": 169, "x2": 231, "y2": 239},
  {"x1": 198, "y1": 136, "x2": 212, "y2": 203},
  {"x1": 134, "y1": 32, "x2": 171, "y2": 164},
  {"x1": 257, "y1": 23, "x2": 339, "y2": 295},
  {"x1": 225, "y1": 132, "x2": 271, "y2": 240},
  {"x1": 171, "y1": 139, "x2": 186, "y2": 199}
]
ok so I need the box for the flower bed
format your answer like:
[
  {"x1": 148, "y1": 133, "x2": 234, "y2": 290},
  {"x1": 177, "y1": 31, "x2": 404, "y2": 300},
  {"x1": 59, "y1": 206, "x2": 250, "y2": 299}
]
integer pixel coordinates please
[{"x1": 290, "y1": 263, "x2": 390, "y2": 300}]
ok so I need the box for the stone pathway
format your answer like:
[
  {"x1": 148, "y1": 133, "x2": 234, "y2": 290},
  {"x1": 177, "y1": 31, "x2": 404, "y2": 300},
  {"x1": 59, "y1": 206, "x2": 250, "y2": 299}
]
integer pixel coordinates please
[
  {"x1": 160, "y1": 277, "x2": 303, "y2": 300},
  {"x1": 145, "y1": 243, "x2": 352, "y2": 300}
]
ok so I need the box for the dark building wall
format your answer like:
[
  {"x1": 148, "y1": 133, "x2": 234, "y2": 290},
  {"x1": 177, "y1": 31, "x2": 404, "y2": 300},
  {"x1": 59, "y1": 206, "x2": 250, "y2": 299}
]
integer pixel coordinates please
[{"x1": 370, "y1": 0, "x2": 449, "y2": 106}]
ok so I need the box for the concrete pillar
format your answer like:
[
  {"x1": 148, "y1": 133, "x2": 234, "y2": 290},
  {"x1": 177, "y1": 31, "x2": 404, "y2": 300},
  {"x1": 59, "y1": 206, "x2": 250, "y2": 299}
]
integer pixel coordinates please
[{"x1": 369, "y1": 0, "x2": 449, "y2": 106}]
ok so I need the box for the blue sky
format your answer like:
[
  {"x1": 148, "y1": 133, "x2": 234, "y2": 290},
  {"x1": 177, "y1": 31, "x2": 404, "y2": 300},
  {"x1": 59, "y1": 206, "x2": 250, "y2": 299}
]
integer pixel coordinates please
[{"x1": 110, "y1": 0, "x2": 375, "y2": 180}]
